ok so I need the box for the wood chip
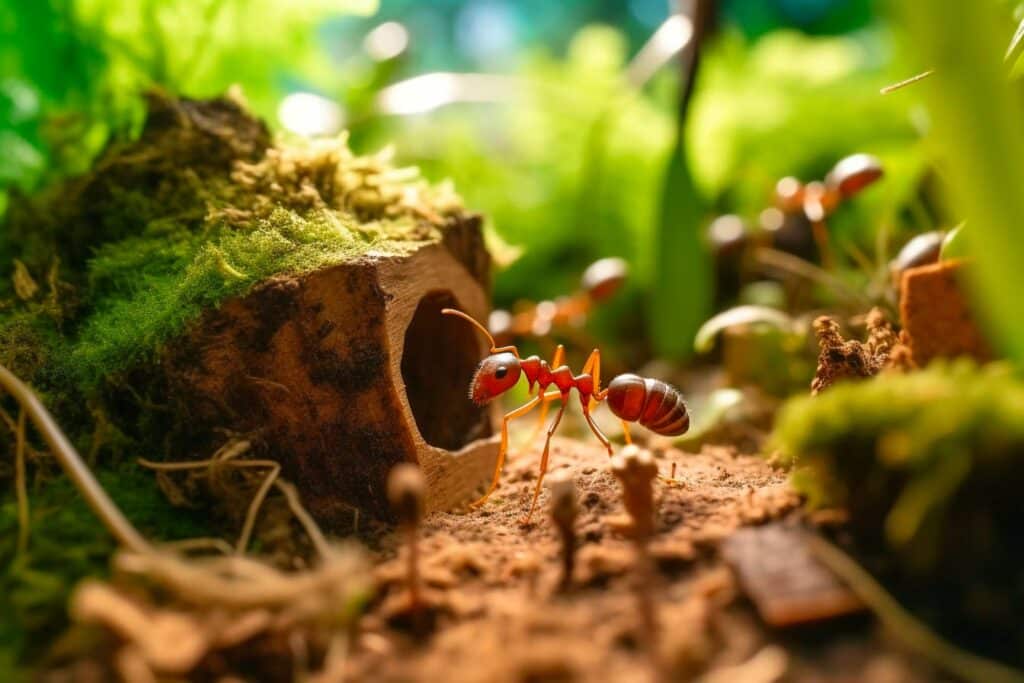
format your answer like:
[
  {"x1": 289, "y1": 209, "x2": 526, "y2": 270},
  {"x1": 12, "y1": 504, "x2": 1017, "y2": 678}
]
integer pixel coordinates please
[{"x1": 722, "y1": 524, "x2": 864, "y2": 627}]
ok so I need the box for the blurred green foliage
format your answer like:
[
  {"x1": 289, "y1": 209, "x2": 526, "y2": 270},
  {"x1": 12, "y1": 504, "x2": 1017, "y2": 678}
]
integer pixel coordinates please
[
  {"x1": 0, "y1": 0, "x2": 377, "y2": 197},
  {"x1": 0, "y1": 463, "x2": 215, "y2": 680},
  {"x1": 771, "y1": 361, "x2": 1024, "y2": 666},
  {"x1": 773, "y1": 361, "x2": 1024, "y2": 566},
  {"x1": 359, "y1": 24, "x2": 923, "y2": 358},
  {"x1": 1, "y1": 1, "x2": 933, "y2": 358},
  {"x1": 896, "y1": 0, "x2": 1024, "y2": 365}
]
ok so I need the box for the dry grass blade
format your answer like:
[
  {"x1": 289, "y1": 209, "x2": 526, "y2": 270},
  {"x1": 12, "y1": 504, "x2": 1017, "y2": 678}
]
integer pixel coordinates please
[
  {"x1": 275, "y1": 479, "x2": 331, "y2": 559},
  {"x1": 137, "y1": 446, "x2": 310, "y2": 556},
  {"x1": 879, "y1": 69, "x2": 935, "y2": 94},
  {"x1": 236, "y1": 461, "x2": 280, "y2": 553}
]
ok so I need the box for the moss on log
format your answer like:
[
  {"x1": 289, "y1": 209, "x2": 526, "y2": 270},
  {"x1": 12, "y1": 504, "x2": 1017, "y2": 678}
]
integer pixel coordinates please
[{"x1": 0, "y1": 92, "x2": 498, "y2": 523}]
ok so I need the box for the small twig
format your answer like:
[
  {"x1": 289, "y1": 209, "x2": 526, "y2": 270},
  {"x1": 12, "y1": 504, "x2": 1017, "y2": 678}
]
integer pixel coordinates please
[
  {"x1": 880, "y1": 69, "x2": 935, "y2": 94},
  {"x1": 15, "y1": 408, "x2": 29, "y2": 556},
  {"x1": 0, "y1": 363, "x2": 150, "y2": 553},
  {"x1": 809, "y1": 535, "x2": 1024, "y2": 683},
  {"x1": 138, "y1": 453, "x2": 328, "y2": 558},
  {"x1": 160, "y1": 537, "x2": 235, "y2": 556}
]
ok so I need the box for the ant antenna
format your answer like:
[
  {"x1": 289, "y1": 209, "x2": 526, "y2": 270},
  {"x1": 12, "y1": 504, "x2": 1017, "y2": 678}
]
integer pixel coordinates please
[{"x1": 441, "y1": 308, "x2": 519, "y2": 357}]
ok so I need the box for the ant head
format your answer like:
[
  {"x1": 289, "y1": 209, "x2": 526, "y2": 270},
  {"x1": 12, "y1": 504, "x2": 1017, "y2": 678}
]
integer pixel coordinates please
[{"x1": 469, "y1": 352, "x2": 521, "y2": 405}]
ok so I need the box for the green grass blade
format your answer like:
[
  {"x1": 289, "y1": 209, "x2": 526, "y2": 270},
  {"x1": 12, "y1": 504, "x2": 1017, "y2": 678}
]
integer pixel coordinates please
[
  {"x1": 649, "y1": 136, "x2": 711, "y2": 359},
  {"x1": 898, "y1": 0, "x2": 1024, "y2": 363}
]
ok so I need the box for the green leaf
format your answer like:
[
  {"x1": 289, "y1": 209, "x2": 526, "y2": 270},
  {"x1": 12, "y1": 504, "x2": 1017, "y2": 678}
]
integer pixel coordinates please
[
  {"x1": 898, "y1": 0, "x2": 1024, "y2": 364},
  {"x1": 649, "y1": 134, "x2": 712, "y2": 359},
  {"x1": 693, "y1": 305, "x2": 797, "y2": 353}
]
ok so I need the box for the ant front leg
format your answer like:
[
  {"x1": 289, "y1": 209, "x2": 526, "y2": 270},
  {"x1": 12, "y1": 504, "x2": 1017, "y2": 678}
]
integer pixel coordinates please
[
  {"x1": 520, "y1": 396, "x2": 567, "y2": 525},
  {"x1": 470, "y1": 394, "x2": 542, "y2": 509}
]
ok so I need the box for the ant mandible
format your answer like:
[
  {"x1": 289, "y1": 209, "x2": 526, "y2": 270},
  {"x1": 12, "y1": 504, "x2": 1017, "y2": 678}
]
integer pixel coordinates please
[{"x1": 442, "y1": 308, "x2": 690, "y2": 524}]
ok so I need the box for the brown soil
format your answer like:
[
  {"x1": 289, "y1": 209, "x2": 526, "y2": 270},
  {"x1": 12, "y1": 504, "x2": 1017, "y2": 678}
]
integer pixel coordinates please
[{"x1": 344, "y1": 434, "x2": 944, "y2": 683}]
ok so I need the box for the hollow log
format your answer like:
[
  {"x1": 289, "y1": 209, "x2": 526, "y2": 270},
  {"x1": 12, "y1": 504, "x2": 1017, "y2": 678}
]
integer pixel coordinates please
[{"x1": 162, "y1": 216, "x2": 497, "y2": 526}]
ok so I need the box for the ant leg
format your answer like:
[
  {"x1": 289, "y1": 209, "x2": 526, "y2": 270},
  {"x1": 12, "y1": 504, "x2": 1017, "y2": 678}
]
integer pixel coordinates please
[
  {"x1": 470, "y1": 394, "x2": 543, "y2": 509},
  {"x1": 621, "y1": 421, "x2": 633, "y2": 445},
  {"x1": 582, "y1": 405, "x2": 614, "y2": 457},
  {"x1": 580, "y1": 348, "x2": 602, "y2": 412},
  {"x1": 520, "y1": 398, "x2": 567, "y2": 525},
  {"x1": 580, "y1": 348, "x2": 614, "y2": 456},
  {"x1": 527, "y1": 344, "x2": 565, "y2": 444}
]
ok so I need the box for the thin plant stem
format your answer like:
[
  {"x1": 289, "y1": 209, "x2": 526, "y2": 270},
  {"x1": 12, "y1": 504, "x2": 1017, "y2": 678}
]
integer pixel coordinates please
[
  {"x1": 15, "y1": 408, "x2": 29, "y2": 556},
  {"x1": 809, "y1": 535, "x2": 1024, "y2": 683},
  {"x1": 275, "y1": 480, "x2": 331, "y2": 560},
  {"x1": 236, "y1": 462, "x2": 280, "y2": 554},
  {"x1": 0, "y1": 363, "x2": 150, "y2": 553}
]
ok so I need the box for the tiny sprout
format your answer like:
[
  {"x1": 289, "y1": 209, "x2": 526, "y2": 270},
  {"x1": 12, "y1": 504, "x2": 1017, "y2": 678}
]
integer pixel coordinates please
[
  {"x1": 548, "y1": 470, "x2": 578, "y2": 591},
  {"x1": 388, "y1": 462, "x2": 425, "y2": 526},
  {"x1": 611, "y1": 444, "x2": 663, "y2": 677},
  {"x1": 388, "y1": 463, "x2": 426, "y2": 610},
  {"x1": 610, "y1": 444, "x2": 659, "y2": 540}
]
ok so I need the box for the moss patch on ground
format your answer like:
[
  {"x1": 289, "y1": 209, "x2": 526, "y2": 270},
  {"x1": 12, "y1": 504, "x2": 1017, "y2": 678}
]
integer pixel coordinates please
[{"x1": 771, "y1": 361, "x2": 1024, "y2": 664}]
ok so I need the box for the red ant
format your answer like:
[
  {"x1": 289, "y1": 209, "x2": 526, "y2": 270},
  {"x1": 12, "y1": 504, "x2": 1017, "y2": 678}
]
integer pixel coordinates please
[
  {"x1": 442, "y1": 308, "x2": 689, "y2": 524},
  {"x1": 766, "y1": 153, "x2": 884, "y2": 268},
  {"x1": 488, "y1": 257, "x2": 628, "y2": 344}
]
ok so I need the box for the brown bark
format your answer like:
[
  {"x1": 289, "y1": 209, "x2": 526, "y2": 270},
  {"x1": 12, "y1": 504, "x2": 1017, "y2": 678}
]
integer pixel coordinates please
[
  {"x1": 899, "y1": 260, "x2": 991, "y2": 366},
  {"x1": 162, "y1": 215, "x2": 498, "y2": 526}
]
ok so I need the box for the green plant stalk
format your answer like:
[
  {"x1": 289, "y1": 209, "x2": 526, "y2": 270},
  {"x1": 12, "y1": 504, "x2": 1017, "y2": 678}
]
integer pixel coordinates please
[
  {"x1": 897, "y1": 0, "x2": 1024, "y2": 363},
  {"x1": 649, "y1": 0, "x2": 713, "y2": 359},
  {"x1": 650, "y1": 134, "x2": 710, "y2": 359}
]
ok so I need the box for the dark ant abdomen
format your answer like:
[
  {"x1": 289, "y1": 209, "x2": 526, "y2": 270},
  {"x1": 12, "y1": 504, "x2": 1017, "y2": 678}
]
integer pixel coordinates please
[{"x1": 605, "y1": 373, "x2": 689, "y2": 436}]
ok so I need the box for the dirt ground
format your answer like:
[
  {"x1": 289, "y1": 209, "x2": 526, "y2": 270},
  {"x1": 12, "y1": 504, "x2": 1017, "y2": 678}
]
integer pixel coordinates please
[{"x1": 344, "y1": 433, "x2": 945, "y2": 683}]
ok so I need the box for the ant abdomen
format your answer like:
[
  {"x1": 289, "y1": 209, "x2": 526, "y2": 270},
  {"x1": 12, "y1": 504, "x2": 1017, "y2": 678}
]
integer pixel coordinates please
[{"x1": 605, "y1": 374, "x2": 689, "y2": 436}]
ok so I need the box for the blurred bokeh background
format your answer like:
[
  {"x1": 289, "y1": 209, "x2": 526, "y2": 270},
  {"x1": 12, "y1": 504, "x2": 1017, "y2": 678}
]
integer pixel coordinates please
[{"x1": 1, "y1": 0, "x2": 931, "y2": 369}]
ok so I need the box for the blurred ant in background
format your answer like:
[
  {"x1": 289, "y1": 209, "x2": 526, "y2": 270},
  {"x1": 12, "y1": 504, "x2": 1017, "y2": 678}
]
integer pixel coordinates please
[
  {"x1": 487, "y1": 257, "x2": 628, "y2": 347},
  {"x1": 707, "y1": 153, "x2": 886, "y2": 304}
]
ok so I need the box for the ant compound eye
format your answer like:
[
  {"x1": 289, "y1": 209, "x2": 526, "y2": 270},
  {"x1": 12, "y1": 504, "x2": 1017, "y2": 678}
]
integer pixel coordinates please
[{"x1": 495, "y1": 366, "x2": 508, "y2": 380}]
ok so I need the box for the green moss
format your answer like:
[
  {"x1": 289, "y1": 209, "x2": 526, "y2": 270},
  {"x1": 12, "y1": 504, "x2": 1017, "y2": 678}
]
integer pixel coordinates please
[
  {"x1": 70, "y1": 207, "x2": 433, "y2": 385},
  {"x1": 0, "y1": 93, "x2": 469, "y2": 672},
  {"x1": 1, "y1": 93, "x2": 464, "y2": 390},
  {"x1": 771, "y1": 361, "x2": 1024, "y2": 571}
]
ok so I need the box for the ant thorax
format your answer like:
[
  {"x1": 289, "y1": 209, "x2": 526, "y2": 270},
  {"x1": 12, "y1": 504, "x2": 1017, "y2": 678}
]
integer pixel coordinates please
[{"x1": 520, "y1": 356, "x2": 544, "y2": 389}]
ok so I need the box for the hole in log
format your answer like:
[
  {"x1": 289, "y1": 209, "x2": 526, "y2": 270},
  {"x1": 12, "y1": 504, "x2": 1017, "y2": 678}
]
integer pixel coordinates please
[{"x1": 402, "y1": 291, "x2": 491, "y2": 450}]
